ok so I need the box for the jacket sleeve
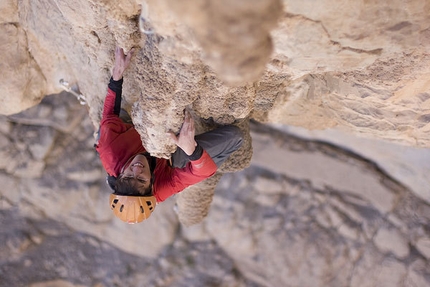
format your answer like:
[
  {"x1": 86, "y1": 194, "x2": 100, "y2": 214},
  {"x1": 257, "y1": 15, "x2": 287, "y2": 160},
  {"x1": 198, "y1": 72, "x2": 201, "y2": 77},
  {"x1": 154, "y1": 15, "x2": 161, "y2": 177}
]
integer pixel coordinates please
[
  {"x1": 155, "y1": 149, "x2": 217, "y2": 202},
  {"x1": 101, "y1": 77, "x2": 123, "y2": 120}
]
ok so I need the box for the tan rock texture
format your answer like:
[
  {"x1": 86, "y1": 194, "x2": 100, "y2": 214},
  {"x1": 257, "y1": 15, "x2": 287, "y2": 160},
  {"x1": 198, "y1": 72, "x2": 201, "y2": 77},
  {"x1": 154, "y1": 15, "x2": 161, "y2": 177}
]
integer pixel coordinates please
[
  {"x1": 145, "y1": 0, "x2": 283, "y2": 85},
  {"x1": 264, "y1": 1, "x2": 430, "y2": 147},
  {"x1": 1, "y1": 1, "x2": 430, "y2": 286},
  {"x1": 3, "y1": 0, "x2": 430, "y2": 146}
]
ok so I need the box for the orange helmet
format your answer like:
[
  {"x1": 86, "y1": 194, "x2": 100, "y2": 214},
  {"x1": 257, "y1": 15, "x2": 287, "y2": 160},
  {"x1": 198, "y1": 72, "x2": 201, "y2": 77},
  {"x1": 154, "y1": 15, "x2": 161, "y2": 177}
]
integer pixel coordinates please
[{"x1": 109, "y1": 194, "x2": 157, "y2": 224}]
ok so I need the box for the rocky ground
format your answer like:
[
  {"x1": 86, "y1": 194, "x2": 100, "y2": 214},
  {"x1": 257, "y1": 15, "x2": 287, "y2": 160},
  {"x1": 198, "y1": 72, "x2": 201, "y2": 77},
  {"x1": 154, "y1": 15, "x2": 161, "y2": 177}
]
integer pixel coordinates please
[{"x1": 1, "y1": 93, "x2": 429, "y2": 287}]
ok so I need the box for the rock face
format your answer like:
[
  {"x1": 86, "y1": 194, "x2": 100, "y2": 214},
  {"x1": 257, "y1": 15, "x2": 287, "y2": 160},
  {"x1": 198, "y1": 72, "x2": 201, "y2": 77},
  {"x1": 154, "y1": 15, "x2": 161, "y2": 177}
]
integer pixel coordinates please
[
  {"x1": 263, "y1": 1, "x2": 430, "y2": 147},
  {"x1": 0, "y1": 21, "x2": 45, "y2": 115},
  {"x1": 3, "y1": 0, "x2": 430, "y2": 147},
  {"x1": 144, "y1": 0, "x2": 283, "y2": 85},
  {"x1": 1, "y1": 0, "x2": 430, "y2": 286}
]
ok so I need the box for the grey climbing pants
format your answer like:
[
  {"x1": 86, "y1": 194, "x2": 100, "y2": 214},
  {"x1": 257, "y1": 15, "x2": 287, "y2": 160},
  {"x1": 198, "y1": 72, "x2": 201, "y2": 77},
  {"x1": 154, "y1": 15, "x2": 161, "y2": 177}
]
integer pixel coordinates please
[{"x1": 171, "y1": 125, "x2": 244, "y2": 168}]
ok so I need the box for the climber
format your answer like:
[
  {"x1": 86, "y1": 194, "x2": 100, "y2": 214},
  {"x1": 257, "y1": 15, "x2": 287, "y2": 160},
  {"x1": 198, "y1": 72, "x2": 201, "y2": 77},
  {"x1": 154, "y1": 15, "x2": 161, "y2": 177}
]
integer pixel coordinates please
[{"x1": 95, "y1": 47, "x2": 243, "y2": 224}]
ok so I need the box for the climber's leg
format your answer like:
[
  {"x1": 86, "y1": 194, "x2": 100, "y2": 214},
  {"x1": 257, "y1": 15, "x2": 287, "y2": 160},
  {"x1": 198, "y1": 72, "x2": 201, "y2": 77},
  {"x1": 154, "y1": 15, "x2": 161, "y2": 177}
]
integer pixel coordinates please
[{"x1": 171, "y1": 125, "x2": 243, "y2": 168}]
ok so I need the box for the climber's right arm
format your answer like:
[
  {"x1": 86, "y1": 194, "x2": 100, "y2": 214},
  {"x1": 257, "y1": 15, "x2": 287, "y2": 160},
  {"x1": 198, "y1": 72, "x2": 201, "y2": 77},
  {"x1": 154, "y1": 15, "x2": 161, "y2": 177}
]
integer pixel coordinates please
[{"x1": 154, "y1": 149, "x2": 217, "y2": 202}]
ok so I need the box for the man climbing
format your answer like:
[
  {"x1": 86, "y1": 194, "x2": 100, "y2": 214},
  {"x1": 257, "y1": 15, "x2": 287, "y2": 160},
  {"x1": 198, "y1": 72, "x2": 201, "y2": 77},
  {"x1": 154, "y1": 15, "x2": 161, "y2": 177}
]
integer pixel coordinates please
[{"x1": 95, "y1": 47, "x2": 243, "y2": 224}]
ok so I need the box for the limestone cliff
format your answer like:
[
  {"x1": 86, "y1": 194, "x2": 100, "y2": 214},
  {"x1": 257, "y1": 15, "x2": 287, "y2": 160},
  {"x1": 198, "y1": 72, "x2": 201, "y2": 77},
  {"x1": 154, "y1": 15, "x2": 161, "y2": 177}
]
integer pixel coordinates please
[
  {"x1": 1, "y1": 0, "x2": 430, "y2": 286},
  {"x1": 2, "y1": 0, "x2": 430, "y2": 146}
]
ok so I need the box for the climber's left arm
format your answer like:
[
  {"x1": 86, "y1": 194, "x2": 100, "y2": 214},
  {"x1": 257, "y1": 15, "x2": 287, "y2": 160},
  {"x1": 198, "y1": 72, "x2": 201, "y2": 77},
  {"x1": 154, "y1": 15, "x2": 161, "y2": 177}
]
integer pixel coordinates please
[{"x1": 101, "y1": 47, "x2": 134, "y2": 119}]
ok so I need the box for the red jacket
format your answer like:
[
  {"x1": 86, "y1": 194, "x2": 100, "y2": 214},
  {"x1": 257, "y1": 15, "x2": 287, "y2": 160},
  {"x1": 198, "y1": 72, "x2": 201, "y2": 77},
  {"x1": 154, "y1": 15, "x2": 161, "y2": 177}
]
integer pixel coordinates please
[{"x1": 96, "y1": 81, "x2": 217, "y2": 202}]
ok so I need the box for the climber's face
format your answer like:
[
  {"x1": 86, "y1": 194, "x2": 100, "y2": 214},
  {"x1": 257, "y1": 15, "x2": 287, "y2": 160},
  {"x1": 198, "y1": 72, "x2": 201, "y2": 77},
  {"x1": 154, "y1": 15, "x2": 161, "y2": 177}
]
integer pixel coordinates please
[{"x1": 119, "y1": 154, "x2": 152, "y2": 193}]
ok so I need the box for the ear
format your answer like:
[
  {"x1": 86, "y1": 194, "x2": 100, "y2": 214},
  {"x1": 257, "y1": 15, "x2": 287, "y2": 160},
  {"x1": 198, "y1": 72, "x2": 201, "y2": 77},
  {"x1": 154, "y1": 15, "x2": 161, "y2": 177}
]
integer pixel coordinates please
[{"x1": 140, "y1": 178, "x2": 154, "y2": 197}]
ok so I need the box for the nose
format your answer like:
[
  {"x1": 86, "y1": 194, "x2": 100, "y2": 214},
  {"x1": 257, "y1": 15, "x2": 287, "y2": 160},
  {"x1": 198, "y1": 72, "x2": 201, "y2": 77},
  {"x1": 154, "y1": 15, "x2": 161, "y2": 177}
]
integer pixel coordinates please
[{"x1": 131, "y1": 165, "x2": 143, "y2": 175}]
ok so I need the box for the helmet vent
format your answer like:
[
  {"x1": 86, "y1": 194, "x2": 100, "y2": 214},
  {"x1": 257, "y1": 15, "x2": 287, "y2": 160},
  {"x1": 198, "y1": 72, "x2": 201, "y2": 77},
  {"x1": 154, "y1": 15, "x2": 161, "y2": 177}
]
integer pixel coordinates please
[
  {"x1": 120, "y1": 204, "x2": 124, "y2": 212},
  {"x1": 113, "y1": 199, "x2": 119, "y2": 204},
  {"x1": 140, "y1": 206, "x2": 144, "y2": 214},
  {"x1": 147, "y1": 201, "x2": 154, "y2": 211}
]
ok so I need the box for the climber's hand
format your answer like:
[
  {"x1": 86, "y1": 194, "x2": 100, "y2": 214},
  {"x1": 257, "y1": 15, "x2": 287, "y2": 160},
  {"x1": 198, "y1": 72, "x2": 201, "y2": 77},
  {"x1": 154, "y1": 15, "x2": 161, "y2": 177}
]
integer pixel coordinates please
[
  {"x1": 112, "y1": 47, "x2": 135, "y2": 81},
  {"x1": 168, "y1": 111, "x2": 197, "y2": 156}
]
